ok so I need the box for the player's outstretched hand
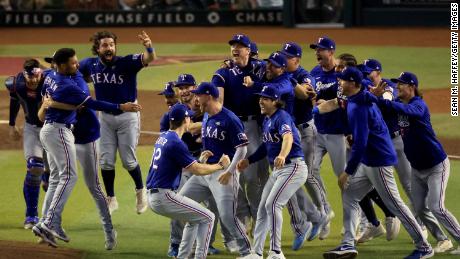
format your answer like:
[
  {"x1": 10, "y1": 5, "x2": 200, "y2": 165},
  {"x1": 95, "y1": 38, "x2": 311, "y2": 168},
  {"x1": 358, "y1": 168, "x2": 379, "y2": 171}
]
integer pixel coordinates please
[
  {"x1": 219, "y1": 154, "x2": 231, "y2": 168},
  {"x1": 9, "y1": 125, "x2": 21, "y2": 140},
  {"x1": 242, "y1": 76, "x2": 254, "y2": 88},
  {"x1": 338, "y1": 172, "x2": 350, "y2": 191},
  {"x1": 138, "y1": 31, "x2": 152, "y2": 48},
  {"x1": 218, "y1": 171, "x2": 232, "y2": 185},
  {"x1": 199, "y1": 150, "x2": 214, "y2": 163},
  {"x1": 120, "y1": 102, "x2": 142, "y2": 112},
  {"x1": 274, "y1": 155, "x2": 285, "y2": 170},
  {"x1": 237, "y1": 159, "x2": 249, "y2": 172}
]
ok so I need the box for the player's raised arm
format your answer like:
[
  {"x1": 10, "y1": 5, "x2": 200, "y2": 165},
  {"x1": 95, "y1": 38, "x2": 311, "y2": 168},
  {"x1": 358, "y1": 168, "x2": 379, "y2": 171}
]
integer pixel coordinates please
[{"x1": 139, "y1": 31, "x2": 156, "y2": 65}]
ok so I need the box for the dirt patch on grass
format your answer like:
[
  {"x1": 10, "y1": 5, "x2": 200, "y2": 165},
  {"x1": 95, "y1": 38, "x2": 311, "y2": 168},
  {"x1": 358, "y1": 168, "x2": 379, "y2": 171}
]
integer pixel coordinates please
[{"x1": 0, "y1": 240, "x2": 84, "y2": 259}]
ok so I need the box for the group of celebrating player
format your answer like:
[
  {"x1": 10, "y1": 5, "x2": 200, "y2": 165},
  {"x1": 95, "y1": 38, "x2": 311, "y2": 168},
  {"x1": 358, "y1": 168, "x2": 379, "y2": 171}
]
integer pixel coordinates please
[{"x1": 6, "y1": 30, "x2": 460, "y2": 259}]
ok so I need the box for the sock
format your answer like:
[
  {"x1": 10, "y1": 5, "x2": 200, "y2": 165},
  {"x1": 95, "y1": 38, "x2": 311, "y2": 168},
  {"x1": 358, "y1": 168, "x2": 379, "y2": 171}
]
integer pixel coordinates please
[
  {"x1": 128, "y1": 165, "x2": 144, "y2": 190},
  {"x1": 23, "y1": 171, "x2": 41, "y2": 217},
  {"x1": 272, "y1": 250, "x2": 280, "y2": 254},
  {"x1": 101, "y1": 169, "x2": 115, "y2": 197},
  {"x1": 371, "y1": 219, "x2": 380, "y2": 227}
]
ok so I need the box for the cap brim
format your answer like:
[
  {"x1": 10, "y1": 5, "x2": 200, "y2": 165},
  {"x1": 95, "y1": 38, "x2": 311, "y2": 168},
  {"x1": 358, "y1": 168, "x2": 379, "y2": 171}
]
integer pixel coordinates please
[
  {"x1": 190, "y1": 89, "x2": 203, "y2": 95},
  {"x1": 255, "y1": 92, "x2": 278, "y2": 99},
  {"x1": 44, "y1": 57, "x2": 53, "y2": 63},
  {"x1": 175, "y1": 82, "x2": 195, "y2": 87},
  {"x1": 280, "y1": 50, "x2": 297, "y2": 58},
  {"x1": 390, "y1": 78, "x2": 406, "y2": 84},
  {"x1": 229, "y1": 40, "x2": 250, "y2": 48},
  {"x1": 264, "y1": 59, "x2": 284, "y2": 68}
]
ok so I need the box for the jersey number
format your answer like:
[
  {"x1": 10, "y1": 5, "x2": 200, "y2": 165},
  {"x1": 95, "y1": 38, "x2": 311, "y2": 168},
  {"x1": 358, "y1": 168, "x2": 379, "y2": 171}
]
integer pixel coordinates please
[{"x1": 151, "y1": 148, "x2": 162, "y2": 170}]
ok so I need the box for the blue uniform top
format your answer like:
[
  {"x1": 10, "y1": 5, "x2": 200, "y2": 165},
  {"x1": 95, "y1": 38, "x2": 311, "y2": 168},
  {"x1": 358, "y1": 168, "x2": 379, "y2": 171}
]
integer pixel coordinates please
[
  {"x1": 72, "y1": 72, "x2": 100, "y2": 144},
  {"x1": 146, "y1": 131, "x2": 197, "y2": 190},
  {"x1": 310, "y1": 65, "x2": 347, "y2": 134},
  {"x1": 376, "y1": 96, "x2": 447, "y2": 170},
  {"x1": 79, "y1": 54, "x2": 145, "y2": 105},
  {"x1": 201, "y1": 107, "x2": 249, "y2": 164},
  {"x1": 159, "y1": 111, "x2": 170, "y2": 132},
  {"x1": 344, "y1": 90, "x2": 397, "y2": 175},
  {"x1": 212, "y1": 58, "x2": 265, "y2": 117},
  {"x1": 291, "y1": 66, "x2": 316, "y2": 125},
  {"x1": 253, "y1": 72, "x2": 295, "y2": 117},
  {"x1": 371, "y1": 79, "x2": 400, "y2": 135},
  {"x1": 6, "y1": 72, "x2": 44, "y2": 127}
]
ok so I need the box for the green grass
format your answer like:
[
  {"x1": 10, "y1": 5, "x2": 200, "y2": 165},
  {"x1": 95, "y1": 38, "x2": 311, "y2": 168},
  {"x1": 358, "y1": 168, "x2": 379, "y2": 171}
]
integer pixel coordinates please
[
  {"x1": 1, "y1": 147, "x2": 460, "y2": 258},
  {"x1": 431, "y1": 113, "x2": 460, "y2": 139},
  {"x1": 0, "y1": 43, "x2": 450, "y2": 90}
]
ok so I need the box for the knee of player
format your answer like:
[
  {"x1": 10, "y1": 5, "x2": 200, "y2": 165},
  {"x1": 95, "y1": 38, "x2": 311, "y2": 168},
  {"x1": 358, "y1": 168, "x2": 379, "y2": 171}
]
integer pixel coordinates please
[
  {"x1": 264, "y1": 199, "x2": 280, "y2": 214},
  {"x1": 122, "y1": 161, "x2": 138, "y2": 171},
  {"x1": 428, "y1": 203, "x2": 445, "y2": 215},
  {"x1": 25, "y1": 171, "x2": 42, "y2": 186},
  {"x1": 27, "y1": 157, "x2": 45, "y2": 175},
  {"x1": 100, "y1": 163, "x2": 115, "y2": 171}
]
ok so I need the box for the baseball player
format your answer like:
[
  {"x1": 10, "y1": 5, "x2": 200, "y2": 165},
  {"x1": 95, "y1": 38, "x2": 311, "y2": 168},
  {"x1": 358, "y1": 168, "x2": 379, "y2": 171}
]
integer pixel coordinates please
[
  {"x1": 212, "y1": 34, "x2": 268, "y2": 251},
  {"x1": 146, "y1": 103, "x2": 231, "y2": 259},
  {"x1": 159, "y1": 81, "x2": 179, "y2": 132},
  {"x1": 79, "y1": 30, "x2": 155, "y2": 214},
  {"x1": 250, "y1": 42, "x2": 259, "y2": 59},
  {"x1": 179, "y1": 82, "x2": 253, "y2": 258},
  {"x1": 321, "y1": 67, "x2": 433, "y2": 259},
  {"x1": 369, "y1": 72, "x2": 460, "y2": 255},
  {"x1": 308, "y1": 36, "x2": 348, "y2": 239},
  {"x1": 32, "y1": 48, "x2": 140, "y2": 248},
  {"x1": 5, "y1": 58, "x2": 49, "y2": 229},
  {"x1": 237, "y1": 84, "x2": 309, "y2": 259}
]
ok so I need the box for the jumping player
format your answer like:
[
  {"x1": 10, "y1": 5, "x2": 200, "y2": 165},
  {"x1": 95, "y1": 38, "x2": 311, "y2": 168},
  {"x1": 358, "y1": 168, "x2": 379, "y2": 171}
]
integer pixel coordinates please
[{"x1": 79, "y1": 30, "x2": 155, "y2": 214}]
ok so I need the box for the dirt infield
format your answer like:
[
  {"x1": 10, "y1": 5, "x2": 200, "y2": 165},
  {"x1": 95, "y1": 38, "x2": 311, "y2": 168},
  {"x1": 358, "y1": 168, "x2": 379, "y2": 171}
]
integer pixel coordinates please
[{"x1": 0, "y1": 240, "x2": 84, "y2": 259}]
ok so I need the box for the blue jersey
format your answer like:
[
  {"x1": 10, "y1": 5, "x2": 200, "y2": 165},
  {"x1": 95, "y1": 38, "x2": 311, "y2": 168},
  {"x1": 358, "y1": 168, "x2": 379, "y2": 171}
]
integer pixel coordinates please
[
  {"x1": 371, "y1": 79, "x2": 400, "y2": 135},
  {"x1": 201, "y1": 107, "x2": 248, "y2": 164},
  {"x1": 377, "y1": 96, "x2": 447, "y2": 170},
  {"x1": 42, "y1": 71, "x2": 91, "y2": 125},
  {"x1": 212, "y1": 59, "x2": 265, "y2": 117},
  {"x1": 291, "y1": 66, "x2": 316, "y2": 125},
  {"x1": 159, "y1": 111, "x2": 170, "y2": 132},
  {"x1": 262, "y1": 109, "x2": 304, "y2": 164},
  {"x1": 146, "y1": 131, "x2": 197, "y2": 190},
  {"x1": 79, "y1": 54, "x2": 145, "y2": 104},
  {"x1": 310, "y1": 65, "x2": 347, "y2": 134},
  {"x1": 7, "y1": 72, "x2": 44, "y2": 127},
  {"x1": 344, "y1": 90, "x2": 397, "y2": 175},
  {"x1": 72, "y1": 72, "x2": 100, "y2": 144}
]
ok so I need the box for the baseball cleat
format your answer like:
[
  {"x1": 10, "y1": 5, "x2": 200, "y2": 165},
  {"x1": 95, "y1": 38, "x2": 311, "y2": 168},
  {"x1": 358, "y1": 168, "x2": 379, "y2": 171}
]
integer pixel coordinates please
[
  {"x1": 385, "y1": 217, "x2": 400, "y2": 241},
  {"x1": 224, "y1": 240, "x2": 239, "y2": 253},
  {"x1": 357, "y1": 222, "x2": 385, "y2": 243},
  {"x1": 32, "y1": 223, "x2": 58, "y2": 248},
  {"x1": 105, "y1": 229, "x2": 117, "y2": 250},
  {"x1": 433, "y1": 239, "x2": 453, "y2": 253},
  {"x1": 237, "y1": 252, "x2": 262, "y2": 259},
  {"x1": 267, "y1": 250, "x2": 286, "y2": 259},
  {"x1": 404, "y1": 249, "x2": 434, "y2": 259},
  {"x1": 309, "y1": 214, "x2": 329, "y2": 241},
  {"x1": 135, "y1": 188, "x2": 148, "y2": 214},
  {"x1": 40, "y1": 223, "x2": 70, "y2": 243},
  {"x1": 208, "y1": 245, "x2": 220, "y2": 255},
  {"x1": 323, "y1": 244, "x2": 358, "y2": 259},
  {"x1": 167, "y1": 243, "x2": 179, "y2": 257},
  {"x1": 107, "y1": 196, "x2": 119, "y2": 215},
  {"x1": 292, "y1": 221, "x2": 312, "y2": 250},
  {"x1": 319, "y1": 210, "x2": 335, "y2": 240},
  {"x1": 24, "y1": 216, "x2": 39, "y2": 229}
]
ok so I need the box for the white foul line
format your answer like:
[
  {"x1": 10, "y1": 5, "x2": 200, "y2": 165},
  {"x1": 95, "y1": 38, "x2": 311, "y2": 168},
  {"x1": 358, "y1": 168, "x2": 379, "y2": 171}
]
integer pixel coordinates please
[{"x1": 140, "y1": 130, "x2": 161, "y2": 136}]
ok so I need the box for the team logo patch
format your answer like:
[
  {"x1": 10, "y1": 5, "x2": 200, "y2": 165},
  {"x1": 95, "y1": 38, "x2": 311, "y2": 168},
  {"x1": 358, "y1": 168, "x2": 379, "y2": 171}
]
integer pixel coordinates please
[
  {"x1": 281, "y1": 124, "x2": 291, "y2": 132},
  {"x1": 133, "y1": 54, "x2": 140, "y2": 60},
  {"x1": 237, "y1": 133, "x2": 248, "y2": 141},
  {"x1": 216, "y1": 121, "x2": 221, "y2": 126}
]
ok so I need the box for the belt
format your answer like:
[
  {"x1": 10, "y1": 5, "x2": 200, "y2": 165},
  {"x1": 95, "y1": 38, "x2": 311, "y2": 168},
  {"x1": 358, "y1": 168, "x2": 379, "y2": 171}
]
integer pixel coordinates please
[
  {"x1": 147, "y1": 188, "x2": 176, "y2": 194},
  {"x1": 44, "y1": 120, "x2": 74, "y2": 130},
  {"x1": 296, "y1": 122, "x2": 310, "y2": 129},
  {"x1": 103, "y1": 110, "x2": 124, "y2": 116},
  {"x1": 285, "y1": 157, "x2": 304, "y2": 165},
  {"x1": 390, "y1": 130, "x2": 401, "y2": 139},
  {"x1": 238, "y1": 115, "x2": 258, "y2": 122}
]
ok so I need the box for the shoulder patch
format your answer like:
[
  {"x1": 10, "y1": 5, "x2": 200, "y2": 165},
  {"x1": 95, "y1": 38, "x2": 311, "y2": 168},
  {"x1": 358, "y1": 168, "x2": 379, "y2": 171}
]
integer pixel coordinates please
[
  {"x1": 281, "y1": 124, "x2": 292, "y2": 132},
  {"x1": 4, "y1": 76, "x2": 16, "y2": 92},
  {"x1": 133, "y1": 54, "x2": 141, "y2": 60},
  {"x1": 237, "y1": 133, "x2": 248, "y2": 141}
]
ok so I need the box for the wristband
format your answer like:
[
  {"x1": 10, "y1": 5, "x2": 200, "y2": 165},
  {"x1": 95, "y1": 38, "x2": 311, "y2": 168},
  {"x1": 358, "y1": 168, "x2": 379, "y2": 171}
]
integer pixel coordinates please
[{"x1": 146, "y1": 47, "x2": 154, "y2": 54}]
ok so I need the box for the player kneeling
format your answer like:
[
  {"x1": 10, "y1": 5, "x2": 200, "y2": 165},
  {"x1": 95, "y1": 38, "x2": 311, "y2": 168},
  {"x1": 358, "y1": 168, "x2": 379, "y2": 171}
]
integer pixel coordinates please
[{"x1": 145, "y1": 103, "x2": 230, "y2": 259}]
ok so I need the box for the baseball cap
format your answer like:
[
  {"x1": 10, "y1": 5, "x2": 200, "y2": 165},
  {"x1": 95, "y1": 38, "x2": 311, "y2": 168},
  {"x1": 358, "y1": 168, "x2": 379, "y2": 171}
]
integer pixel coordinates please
[
  {"x1": 255, "y1": 84, "x2": 280, "y2": 100},
  {"x1": 158, "y1": 81, "x2": 176, "y2": 97},
  {"x1": 228, "y1": 34, "x2": 251, "y2": 48},
  {"x1": 44, "y1": 52, "x2": 56, "y2": 64},
  {"x1": 337, "y1": 67, "x2": 363, "y2": 83},
  {"x1": 190, "y1": 82, "x2": 219, "y2": 98},
  {"x1": 264, "y1": 52, "x2": 287, "y2": 68},
  {"x1": 309, "y1": 36, "x2": 336, "y2": 50},
  {"x1": 169, "y1": 103, "x2": 193, "y2": 121},
  {"x1": 363, "y1": 59, "x2": 382, "y2": 72},
  {"x1": 250, "y1": 42, "x2": 258, "y2": 55},
  {"x1": 175, "y1": 74, "x2": 196, "y2": 87},
  {"x1": 391, "y1": 72, "x2": 418, "y2": 87},
  {"x1": 357, "y1": 64, "x2": 371, "y2": 76},
  {"x1": 280, "y1": 42, "x2": 302, "y2": 58}
]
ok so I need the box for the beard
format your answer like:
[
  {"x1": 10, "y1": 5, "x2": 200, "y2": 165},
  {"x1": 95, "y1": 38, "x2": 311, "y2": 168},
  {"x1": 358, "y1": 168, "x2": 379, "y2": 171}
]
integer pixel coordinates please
[{"x1": 99, "y1": 50, "x2": 115, "y2": 64}]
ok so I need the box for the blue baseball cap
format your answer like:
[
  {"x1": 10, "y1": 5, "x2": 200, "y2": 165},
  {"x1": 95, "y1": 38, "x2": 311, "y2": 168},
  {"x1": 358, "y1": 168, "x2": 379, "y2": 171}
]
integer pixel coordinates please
[
  {"x1": 309, "y1": 36, "x2": 336, "y2": 50},
  {"x1": 391, "y1": 72, "x2": 418, "y2": 87},
  {"x1": 158, "y1": 81, "x2": 176, "y2": 97},
  {"x1": 228, "y1": 34, "x2": 251, "y2": 48},
  {"x1": 280, "y1": 42, "x2": 302, "y2": 58},
  {"x1": 190, "y1": 82, "x2": 219, "y2": 98},
  {"x1": 175, "y1": 74, "x2": 196, "y2": 87},
  {"x1": 357, "y1": 64, "x2": 371, "y2": 76},
  {"x1": 264, "y1": 52, "x2": 287, "y2": 68},
  {"x1": 250, "y1": 42, "x2": 258, "y2": 55},
  {"x1": 363, "y1": 59, "x2": 382, "y2": 72},
  {"x1": 337, "y1": 67, "x2": 363, "y2": 83},
  {"x1": 255, "y1": 84, "x2": 280, "y2": 100},
  {"x1": 169, "y1": 103, "x2": 193, "y2": 122}
]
